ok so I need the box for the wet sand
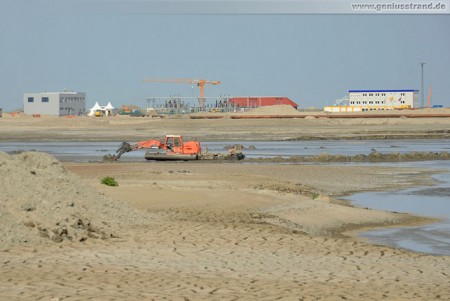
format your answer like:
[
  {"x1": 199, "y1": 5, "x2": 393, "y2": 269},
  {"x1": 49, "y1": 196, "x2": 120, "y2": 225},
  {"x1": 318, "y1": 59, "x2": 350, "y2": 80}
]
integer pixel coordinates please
[{"x1": 1, "y1": 113, "x2": 450, "y2": 300}]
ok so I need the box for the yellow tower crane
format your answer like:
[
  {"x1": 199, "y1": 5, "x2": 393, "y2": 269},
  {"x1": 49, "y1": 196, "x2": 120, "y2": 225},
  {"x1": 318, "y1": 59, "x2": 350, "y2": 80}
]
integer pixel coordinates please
[{"x1": 142, "y1": 78, "x2": 221, "y2": 110}]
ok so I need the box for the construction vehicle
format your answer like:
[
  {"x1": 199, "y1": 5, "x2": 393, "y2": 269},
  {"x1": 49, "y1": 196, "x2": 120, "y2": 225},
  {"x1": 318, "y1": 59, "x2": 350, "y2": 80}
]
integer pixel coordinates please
[
  {"x1": 112, "y1": 134, "x2": 245, "y2": 161},
  {"x1": 115, "y1": 135, "x2": 201, "y2": 161},
  {"x1": 142, "y1": 78, "x2": 221, "y2": 110}
]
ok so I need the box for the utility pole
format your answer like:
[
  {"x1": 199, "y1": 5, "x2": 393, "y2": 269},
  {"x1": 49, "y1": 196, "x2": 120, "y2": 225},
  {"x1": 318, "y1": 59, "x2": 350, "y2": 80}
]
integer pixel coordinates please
[{"x1": 420, "y1": 62, "x2": 426, "y2": 108}]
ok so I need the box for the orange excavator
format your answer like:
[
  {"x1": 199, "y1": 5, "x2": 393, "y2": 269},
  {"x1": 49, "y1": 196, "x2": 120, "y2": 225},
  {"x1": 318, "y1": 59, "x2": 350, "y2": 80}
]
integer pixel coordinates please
[{"x1": 115, "y1": 135, "x2": 201, "y2": 161}]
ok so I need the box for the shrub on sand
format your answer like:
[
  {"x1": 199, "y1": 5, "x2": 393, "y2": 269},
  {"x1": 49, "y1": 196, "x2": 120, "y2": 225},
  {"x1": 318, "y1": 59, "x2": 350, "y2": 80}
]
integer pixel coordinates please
[{"x1": 101, "y1": 176, "x2": 118, "y2": 187}]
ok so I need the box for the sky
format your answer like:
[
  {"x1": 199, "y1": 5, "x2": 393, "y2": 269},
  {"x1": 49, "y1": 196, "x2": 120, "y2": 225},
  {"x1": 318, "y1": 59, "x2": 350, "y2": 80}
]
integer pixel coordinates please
[{"x1": 0, "y1": 0, "x2": 449, "y2": 111}]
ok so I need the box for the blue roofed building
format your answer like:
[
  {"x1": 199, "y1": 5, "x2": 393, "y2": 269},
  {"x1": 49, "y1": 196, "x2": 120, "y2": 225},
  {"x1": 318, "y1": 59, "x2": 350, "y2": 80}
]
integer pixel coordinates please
[{"x1": 348, "y1": 89, "x2": 420, "y2": 110}]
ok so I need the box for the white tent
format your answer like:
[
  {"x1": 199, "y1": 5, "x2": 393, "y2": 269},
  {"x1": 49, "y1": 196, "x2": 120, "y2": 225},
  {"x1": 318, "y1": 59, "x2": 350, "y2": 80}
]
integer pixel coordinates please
[
  {"x1": 87, "y1": 102, "x2": 102, "y2": 116},
  {"x1": 91, "y1": 102, "x2": 101, "y2": 110},
  {"x1": 104, "y1": 102, "x2": 115, "y2": 116},
  {"x1": 87, "y1": 102, "x2": 117, "y2": 117},
  {"x1": 105, "y1": 102, "x2": 114, "y2": 110}
]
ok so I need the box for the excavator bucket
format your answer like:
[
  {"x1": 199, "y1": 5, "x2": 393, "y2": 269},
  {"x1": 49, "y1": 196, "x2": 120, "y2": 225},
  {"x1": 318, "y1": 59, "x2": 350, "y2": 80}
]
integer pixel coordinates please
[{"x1": 115, "y1": 142, "x2": 132, "y2": 159}]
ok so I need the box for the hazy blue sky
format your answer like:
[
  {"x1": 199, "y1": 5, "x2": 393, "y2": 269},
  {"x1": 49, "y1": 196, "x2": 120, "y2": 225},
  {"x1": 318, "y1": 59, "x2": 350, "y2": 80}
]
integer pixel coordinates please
[{"x1": 1, "y1": 1, "x2": 449, "y2": 111}]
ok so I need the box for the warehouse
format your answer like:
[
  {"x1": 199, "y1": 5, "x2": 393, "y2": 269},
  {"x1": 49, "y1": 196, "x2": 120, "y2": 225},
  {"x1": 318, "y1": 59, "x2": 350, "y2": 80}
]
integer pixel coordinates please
[
  {"x1": 349, "y1": 90, "x2": 419, "y2": 109},
  {"x1": 23, "y1": 91, "x2": 86, "y2": 116},
  {"x1": 229, "y1": 96, "x2": 298, "y2": 109}
]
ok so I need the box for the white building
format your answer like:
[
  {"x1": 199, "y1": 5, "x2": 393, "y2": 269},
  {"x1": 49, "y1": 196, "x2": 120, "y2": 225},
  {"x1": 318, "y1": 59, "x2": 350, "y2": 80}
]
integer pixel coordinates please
[
  {"x1": 349, "y1": 90, "x2": 419, "y2": 109},
  {"x1": 23, "y1": 91, "x2": 86, "y2": 116}
]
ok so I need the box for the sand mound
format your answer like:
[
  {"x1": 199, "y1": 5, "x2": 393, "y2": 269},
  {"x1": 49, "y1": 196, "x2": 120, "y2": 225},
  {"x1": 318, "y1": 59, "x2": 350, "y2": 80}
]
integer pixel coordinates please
[
  {"x1": 246, "y1": 105, "x2": 301, "y2": 115},
  {"x1": 0, "y1": 151, "x2": 153, "y2": 249}
]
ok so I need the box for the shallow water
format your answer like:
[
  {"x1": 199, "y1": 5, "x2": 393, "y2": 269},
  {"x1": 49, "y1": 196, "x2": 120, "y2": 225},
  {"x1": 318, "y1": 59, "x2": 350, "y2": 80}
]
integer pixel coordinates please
[
  {"x1": 346, "y1": 162, "x2": 450, "y2": 256},
  {"x1": 1, "y1": 139, "x2": 449, "y2": 161},
  {"x1": 204, "y1": 139, "x2": 450, "y2": 159}
]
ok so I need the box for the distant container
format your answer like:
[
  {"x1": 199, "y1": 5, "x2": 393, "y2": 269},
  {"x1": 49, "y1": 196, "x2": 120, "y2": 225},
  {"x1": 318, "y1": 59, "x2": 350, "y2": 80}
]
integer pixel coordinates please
[
  {"x1": 432, "y1": 105, "x2": 443, "y2": 108},
  {"x1": 229, "y1": 96, "x2": 298, "y2": 109}
]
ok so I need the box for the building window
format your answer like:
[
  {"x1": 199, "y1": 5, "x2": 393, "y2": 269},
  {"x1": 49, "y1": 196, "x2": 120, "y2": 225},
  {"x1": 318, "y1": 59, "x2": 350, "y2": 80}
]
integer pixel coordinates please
[
  {"x1": 42, "y1": 97, "x2": 49, "y2": 103},
  {"x1": 28, "y1": 97, "x2": 34, "y2": 102}
]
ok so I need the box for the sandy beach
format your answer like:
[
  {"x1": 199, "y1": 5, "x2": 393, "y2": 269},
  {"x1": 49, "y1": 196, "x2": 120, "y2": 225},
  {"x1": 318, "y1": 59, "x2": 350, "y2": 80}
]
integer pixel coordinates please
[{"x1": 1, "y1": 110, "x2": 450, "y2": 300}]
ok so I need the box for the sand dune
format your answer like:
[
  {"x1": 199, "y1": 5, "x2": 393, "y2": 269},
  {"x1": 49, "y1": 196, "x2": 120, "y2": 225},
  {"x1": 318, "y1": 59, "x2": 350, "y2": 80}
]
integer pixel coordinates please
[{"x1": 2, "y1": 160, "x2": 448, "y2": 300}]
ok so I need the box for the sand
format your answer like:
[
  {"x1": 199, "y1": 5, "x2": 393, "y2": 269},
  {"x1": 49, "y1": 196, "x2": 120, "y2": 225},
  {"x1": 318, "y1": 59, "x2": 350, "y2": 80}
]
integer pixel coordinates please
[
  {"x1": 1, "y1": 111, "x2": 450, "y2": 300},
  {"x1": 0, "y1": 152, "x2": 156, "y2": 249},
  {"x1": 2, "y1": 106, "x2": 450, "y2": 142}
]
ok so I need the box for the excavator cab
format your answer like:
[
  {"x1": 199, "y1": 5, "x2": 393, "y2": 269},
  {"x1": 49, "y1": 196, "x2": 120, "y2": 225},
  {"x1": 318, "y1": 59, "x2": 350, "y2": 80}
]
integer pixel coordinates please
[
  {"x1": 163, "y1": 135, "x2": 201, "y2": 157},
  {"x1": 165, "y1": 135, "x2": 182, "y2": 153}
]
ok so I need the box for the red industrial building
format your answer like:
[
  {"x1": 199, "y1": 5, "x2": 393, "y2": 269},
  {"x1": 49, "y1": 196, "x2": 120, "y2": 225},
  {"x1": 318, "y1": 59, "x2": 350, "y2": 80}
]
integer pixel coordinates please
[{"x1": 229, "y1": 97, "x2": 298, "y2": 109}]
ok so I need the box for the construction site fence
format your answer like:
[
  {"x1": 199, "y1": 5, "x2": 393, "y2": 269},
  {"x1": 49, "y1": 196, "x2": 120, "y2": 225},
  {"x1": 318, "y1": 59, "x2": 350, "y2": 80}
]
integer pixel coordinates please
[{"x1": 152, "y1": 104, "x2": 267, "y2": 115}]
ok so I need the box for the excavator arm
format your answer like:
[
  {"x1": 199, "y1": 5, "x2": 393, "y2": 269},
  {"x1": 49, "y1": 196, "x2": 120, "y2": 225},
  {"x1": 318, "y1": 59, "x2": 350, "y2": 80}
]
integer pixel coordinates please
[
  {"x1": 115, "y1": 139, "x2": 164, "y2": 159},
  {"x1": 133, "y1": 139, "x2": 164, "y2": 150}
]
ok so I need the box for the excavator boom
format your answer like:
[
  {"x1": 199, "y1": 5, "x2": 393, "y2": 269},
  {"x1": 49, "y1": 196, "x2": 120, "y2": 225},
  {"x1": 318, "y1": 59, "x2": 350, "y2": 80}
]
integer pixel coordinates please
[
  {"x1": 134, "y1": 139, "x2": 164, "y2": 150},
  {"x1": 115, "y1": 139, "x2": 163, "y2": 159}
]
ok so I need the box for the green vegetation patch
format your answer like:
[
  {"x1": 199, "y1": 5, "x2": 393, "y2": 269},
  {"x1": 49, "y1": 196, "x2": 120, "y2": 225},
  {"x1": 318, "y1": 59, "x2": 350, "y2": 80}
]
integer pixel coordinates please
[{"x1": 101, "y1": 176, "x2": 118, "y2": 187}]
